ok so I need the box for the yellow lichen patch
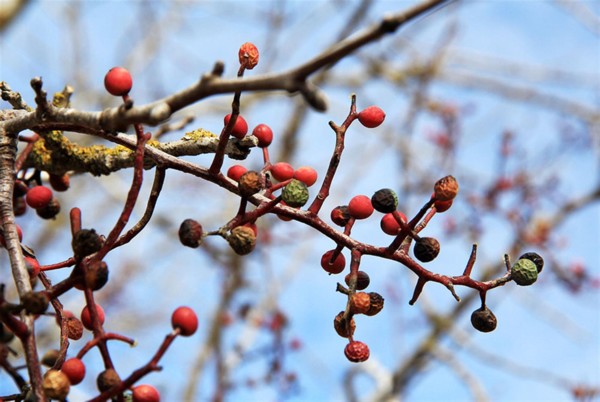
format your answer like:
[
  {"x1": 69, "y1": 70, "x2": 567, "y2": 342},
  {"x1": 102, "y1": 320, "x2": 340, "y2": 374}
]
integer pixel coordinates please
[{"x1": 183, "y1": 128, "x2": 217, "y2": 141}]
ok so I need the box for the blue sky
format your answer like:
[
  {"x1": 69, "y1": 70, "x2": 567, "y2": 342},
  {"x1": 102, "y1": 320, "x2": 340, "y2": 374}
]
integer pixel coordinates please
[{"x1": 1, "y1": 1, "x2": 599, "y2": 401}]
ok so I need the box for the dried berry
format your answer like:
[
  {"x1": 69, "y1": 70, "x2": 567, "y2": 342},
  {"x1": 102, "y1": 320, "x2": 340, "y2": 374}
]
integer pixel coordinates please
[
  {"x1": 43, "y1": 369, "x2": 70, "y2": 400},
  {"x1": 357, "y1": 106, "x2": 385, "y2": 128},
  {"x1": 433, "y1": 175, "x2": 459, "y2": 202},
  {"x1": 519, "y1": 251, "x2": 544, "y2": 273},
  {"x1": 252, "y1": 123, "x2": 273, "y2": 148},
  {"x1": 380, "y1": 212, "x2": 407, "y2": 235},
  {"x1": 293, "y1": 166, "x2": 318, "y2": 187},
  {"x1": 36, "y1": 197, "x2": 61, "y2": 219},
  {"x1": 49, "y1": 173, "x2": 70, "y2": 192},
  {"x1": 434, "y1": 198, "x2": 453, "y2": 213},
  {"x1": 349, "y1": 292, "x2": 371, "y2": 314},
  {"x1": 65, "y1": 316, "x2": 83, "y2": 340},
  {"x1": 104, "y1": 66, "x2": 133, "y2": 96},
  {"x1": 224, "y1": 113, "x2": 249, "y2": 139},
  {"x1": 471, "y1": 306, "x2": 497, "y2": 332},
  {"x1": 239, "y1": 42, "x2": 260, "y2": 69},
  {"x1": 238, "y1": 170, "x2": 263, "y2": 198},
  {"x1": 85, "y1": 260, "x2": 109, "y2": 291},
  {"x1": 26, "y1": 185, "x2": 53, "y2": 209},
  {"x1": 13, "y1": 196, "x2": 27, "y2": 216},
  {"x1": 227, "y1": 226, "x2": 256, "y2": 255},
  {"x1": 227, "y1": 164, "x2": 248, "y2": 182},
  {"x1": 333, "y1": 311, "x2": 356, "y2": 338},
  {"x1": 22, "y1": 291, "x2": 49, "y2": 315},
  {"x1": 344, "y1": 271, "x2": 370, "y2": 290},
  {"x1": 344, "y1": 340, "x2": 370, "y2": 363},
  {"x1": 320, "y1": 250, "x2": 346, "y2": 274},
  {"x1": 511, "y1": 258, "x2": 538, "y2": 286},
  {"x1": 371, "y1": 188, "x2": 398, "y2": 213},
  {"x1": 178, "y1": 219, "x2": 203, "y2": 248},
  {"x1": 61, "y1": 358, "x2": 86, "y2": 385},
  {"x1": 413, "y1": 237, "x2": 440, "y2": 262},
  {"x1": 72, "y1": 229, "x2": 103, "y2": 261},
  {"x1": 281, "y1": 179, "x2": 309, "y2": 208},
  {"x1": 172, "y1": 306, "x2": 198, "y2": 336},
  {"x1": 330, "y1": 206, "x2": 351, "y2": 227},
  {"x1": 348, "y1": 195, "x2": 374, "y2": 220},
  {"x1": 41, "y1": 349, "x2": 60, "y2": 367},
  {"x1": 365, "y1": 292, "x2": 384, "y2": 316},
  {"x1": 132, "y1": 384, "x2": 161, "y2": 402},
  {"x1": 97, "y1": 368, "x2": 121, "y2": 392},
  {"x1": 270, "y1": 162, "x2": 294, "y2": 182}
]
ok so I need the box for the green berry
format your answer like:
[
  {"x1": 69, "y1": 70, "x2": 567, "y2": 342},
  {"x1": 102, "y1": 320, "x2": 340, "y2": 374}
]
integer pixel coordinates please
[
  {"x1": 511, "y1": 258, "x2": 538, "y2": 286},
  {"x1": 281, "y1": 179, "x2": 309, "y2": 208},
  {"x1": 519, "y1": 252, "x2": 544, "y2": 273}
]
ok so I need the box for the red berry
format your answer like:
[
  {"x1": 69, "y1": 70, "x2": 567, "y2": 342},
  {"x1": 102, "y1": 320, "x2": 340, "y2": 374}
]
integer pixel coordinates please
[
  {"x1": 0, "y1": 224, "x2": 23, "y2": 247},
  {"x1": 344, "y1": 340, "x2": 370, "y2": 362},
  {"x1": 330, "y1": 206, "x2": 351, "y2": 227},
  {"x1": 61, "y1": 358, "x2": 86, "y2": 385},
  {"x1": 348, "y1": 195, "x2": 374, "y2": 220},
  {"x1": 344, "y1": 271, "x2": 370, "y2": 290},
  {"x1": 26, "y1": 185, "x2": 53, "y2": 209},
  {"x1": 171, "y1": 306, "x2": 198, "y2": 336},
  {"x1": 293, "y1": 166, "x2": 318, "y2": 187},
  {"x1": 270, "y1": 162, "x2": 294, "y2": 182},
  {"x1": 227, "y1": 165, "x2": 248, "y2": 182},
  {"x1": 104, "y1": 67, "x2": 132, "y2": 96},
  {"x1": 80, "y1": 304, "x2": 105, "y2": 330},
  {"x1": 357, "y1": 106, "x2": 385, "y2": 128},
  {"x1": 25, "y1": 256, "x2": 41, "y2": 278},
  {"x1": 380, "y1": 212, "x2": 407, "y2": 235},
  {"x1": 132, "y1": 384, "x2": 161, "y2": 402},
  {"x1": 320, "y1": 250, "x2": 346, "y2": 274},
  {"x1": 252, "y1": 124, "x2": 273, "y2": 148},
  {"x1": 224, "y1": 114, "x2": 248, "y2": 139},
  {"x1": 238, "y1": 42, "x2": 259, "y2": 69}
]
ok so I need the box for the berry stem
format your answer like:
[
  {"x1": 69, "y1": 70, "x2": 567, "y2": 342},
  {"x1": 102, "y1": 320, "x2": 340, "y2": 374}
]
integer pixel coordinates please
[{"x1": 307, "y1": 94, "x2": 358, "y2": 215}]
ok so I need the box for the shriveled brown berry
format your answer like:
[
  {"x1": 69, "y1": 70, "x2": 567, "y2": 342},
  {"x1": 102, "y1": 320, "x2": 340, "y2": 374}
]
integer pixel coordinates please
[
  {"x1": 434, "y1": 175, "x2": 459, "y2": 201},
  {"x1": 519, "y1": 251, "x2": 544, "y2": 273},
  {"x1": 471, "y1": 306, "x2": 497, "y2": 333},
  {"x1": 344, "y1": 340, "x2": 370, "y2": 363},
  {"x1": 85, "y1": 261, "x2": 109, "y2": 291},
  {"x1": 333, "y1": 311, "x2": 356, "y2": 338},
  {"x1": 349, "y1": 292, "x2": 371, "y2": 315},
  {"x1": 281, "y1": 179, "x2": 309, "y2": 208},
  {"x1": 227, "y1": 226, "x2": 256, "y2": 255},
  {"x1": 65, "y1": 317, "x2": 84, "y2": 340},
  {"x1": 371, "y1": 188, "x2": 398, "y2": 214},
  {"x1": 365, "y1": 292, "x2": 384, "y2": 316},
  {"x1": 413, "y1": 237, "x2": 440, "y2": 262},
  {"x1": 179, "y1": 219, "x2": 203, "y2": 248},
  {"x1": 344, "y1": 271, "x2": 370, "y2": 290},
  {"x1": 97, "y1": 368, "x2": 121, "y2": 392},
  {"x1": 331, "y1": 206, "x2": 351, "y2": 227},
  {"x1": 43, "y1": 370, "x2": 70, "y2": 400},
  {"x1": 41, "y1": 349, "x2": 60, "y2": 367},
  {"x1": 72, "y1": 229, "x2": 103, "y2": 261},
  {"x1": 49, "y1": 173, "x2": 70, "y2": 192},
  {"x1": 22, "y1": 291, "x2": 49, "y2": 315},
  {"x1": 36, "y1": 197, "x2": 61, "y2": 219},
  {"x1": 238, "y1": 171, "x2": 263, "y2": 197}
]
